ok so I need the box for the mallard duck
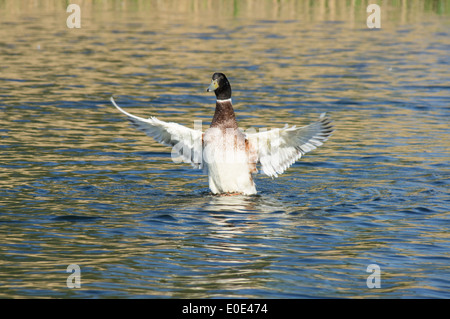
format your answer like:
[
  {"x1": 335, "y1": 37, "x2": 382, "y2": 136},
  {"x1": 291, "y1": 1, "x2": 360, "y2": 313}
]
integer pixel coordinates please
[{"x1": 111, "y1": 72, "x2": 333, "y2": 195}]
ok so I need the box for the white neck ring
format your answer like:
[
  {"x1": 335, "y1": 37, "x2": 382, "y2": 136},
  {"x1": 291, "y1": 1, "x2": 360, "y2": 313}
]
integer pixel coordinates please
[{"x1": 217, "y1": 98, "x2": 232, "y2": 103}]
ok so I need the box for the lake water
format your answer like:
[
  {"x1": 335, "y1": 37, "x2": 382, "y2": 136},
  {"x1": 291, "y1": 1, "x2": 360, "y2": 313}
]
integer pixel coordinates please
[{"x1": 0, "y1": 0, "x2": 449, "y2": 298}]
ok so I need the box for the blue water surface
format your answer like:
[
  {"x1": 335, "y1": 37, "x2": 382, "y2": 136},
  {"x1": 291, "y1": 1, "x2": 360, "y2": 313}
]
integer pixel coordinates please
[{"x1": 0, "y1": 2, "x2": 449, "y2": 298}]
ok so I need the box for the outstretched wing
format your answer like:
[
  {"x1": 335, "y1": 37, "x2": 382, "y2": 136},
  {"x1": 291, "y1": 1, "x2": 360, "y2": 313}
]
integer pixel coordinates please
[
  {"x1": 245, "y1": 113, "x2": 333, "y2": 178},
  {"x1": 111, "y1": 97, "x2": 203, "y2": 169}
]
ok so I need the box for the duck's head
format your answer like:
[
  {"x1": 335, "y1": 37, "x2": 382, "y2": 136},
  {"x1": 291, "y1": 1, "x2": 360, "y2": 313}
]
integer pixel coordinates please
[{"x1": 207, "y1": 72, "x2": 232, "y2": 100}]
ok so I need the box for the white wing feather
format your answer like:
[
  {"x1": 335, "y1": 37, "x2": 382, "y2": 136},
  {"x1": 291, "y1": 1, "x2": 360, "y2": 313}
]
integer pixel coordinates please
[
  {"x1": 110, "y1": 97, "x2": 203, "y2": 169},
  {"x1": 246, "y1": 113, "x2": 333, "y2": 178}
]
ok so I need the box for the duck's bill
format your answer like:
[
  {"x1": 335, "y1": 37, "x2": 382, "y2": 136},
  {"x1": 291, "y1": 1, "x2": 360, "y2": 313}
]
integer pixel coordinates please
[{"x1": 206, "y1": 79, "x2": 219, "y2": 92}]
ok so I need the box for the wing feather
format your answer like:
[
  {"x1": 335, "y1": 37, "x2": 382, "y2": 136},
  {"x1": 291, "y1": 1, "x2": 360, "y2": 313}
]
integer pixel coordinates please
[
  {"x1": 110, "y1": 97, "x2": 203, "y2": 168},
  {"x1": 246, "y1": 113, "x2": 333, "y2": 177}
]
